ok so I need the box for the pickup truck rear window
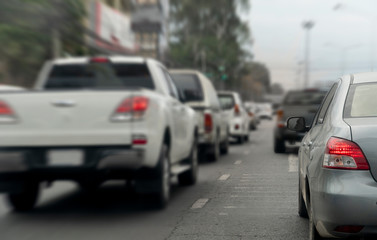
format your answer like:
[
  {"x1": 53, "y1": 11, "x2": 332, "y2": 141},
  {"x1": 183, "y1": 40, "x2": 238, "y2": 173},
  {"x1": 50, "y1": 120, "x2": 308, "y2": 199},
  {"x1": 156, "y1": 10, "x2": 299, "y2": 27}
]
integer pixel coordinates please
[
  {"x1": 45, "y1": 63, "x2": 154, "y2": 90},
  {"x1": 283, "y1": 91, "x2": 326, "y2": 105},
  {"x1": 171, "y1": 74, "x2": 204, "y2": 101},
  {"x1": 218, "y1": 94, "x2": 235, "y2": 110},
  {"x1": 344, "y1": 83, "x2": 377, "y2": 118}
]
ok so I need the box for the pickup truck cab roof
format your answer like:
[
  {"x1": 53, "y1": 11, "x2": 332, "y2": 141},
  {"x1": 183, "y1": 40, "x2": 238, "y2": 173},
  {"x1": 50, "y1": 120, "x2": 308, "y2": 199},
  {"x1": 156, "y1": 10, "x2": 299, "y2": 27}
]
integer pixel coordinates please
[
  {"x1": 34, "y1": 56, "x2": 172, "y2": 98},
  {"x1": 169, "y1": 69, "x2": 220, "y2": 109},
  {"x1": 52, "y1": 56, "x2": 147, "y2": 65}
]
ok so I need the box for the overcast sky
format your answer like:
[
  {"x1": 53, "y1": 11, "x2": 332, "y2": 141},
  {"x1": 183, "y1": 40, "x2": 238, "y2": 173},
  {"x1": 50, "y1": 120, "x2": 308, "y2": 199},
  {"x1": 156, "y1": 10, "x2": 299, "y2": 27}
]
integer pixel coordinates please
[{"x1": 248, "y1": 0, "x2": 377, "y2": 90}]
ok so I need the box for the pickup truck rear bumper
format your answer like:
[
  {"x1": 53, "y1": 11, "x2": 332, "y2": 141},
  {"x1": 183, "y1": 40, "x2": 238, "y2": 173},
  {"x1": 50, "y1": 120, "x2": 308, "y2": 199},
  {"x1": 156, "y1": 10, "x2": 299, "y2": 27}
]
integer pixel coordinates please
[{"x1": 0, "y1": 146, "x2": 147, "y2": 193}]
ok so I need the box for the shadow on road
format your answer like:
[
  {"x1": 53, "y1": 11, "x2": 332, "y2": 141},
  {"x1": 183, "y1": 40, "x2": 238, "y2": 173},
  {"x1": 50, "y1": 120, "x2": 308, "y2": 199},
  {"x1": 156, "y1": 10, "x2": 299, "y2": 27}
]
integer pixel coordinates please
[{"x1": 6, "y1": 182, "x2": 189, "y2": 217}]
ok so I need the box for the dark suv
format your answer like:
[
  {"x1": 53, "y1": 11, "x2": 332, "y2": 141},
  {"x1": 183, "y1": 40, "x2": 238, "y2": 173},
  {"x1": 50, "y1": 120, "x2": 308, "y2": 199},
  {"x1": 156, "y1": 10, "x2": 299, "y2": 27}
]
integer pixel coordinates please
[{"x1": 273, "y1": 89, "x2": 327, "y2": 153}]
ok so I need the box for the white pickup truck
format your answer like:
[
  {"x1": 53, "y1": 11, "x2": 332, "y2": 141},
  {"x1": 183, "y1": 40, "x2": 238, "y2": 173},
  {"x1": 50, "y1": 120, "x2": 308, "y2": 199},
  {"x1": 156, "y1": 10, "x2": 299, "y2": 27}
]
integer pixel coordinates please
[{"x1": 0, "y1": 56, "x2": 198, "y2": 211}]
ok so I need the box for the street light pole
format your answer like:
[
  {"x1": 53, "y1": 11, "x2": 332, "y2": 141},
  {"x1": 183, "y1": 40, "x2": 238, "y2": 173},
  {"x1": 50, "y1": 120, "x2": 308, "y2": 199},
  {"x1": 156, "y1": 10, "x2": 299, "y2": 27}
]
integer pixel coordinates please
[{"x1": 302, "y1": 21, "x2": 315, "y2": 89}]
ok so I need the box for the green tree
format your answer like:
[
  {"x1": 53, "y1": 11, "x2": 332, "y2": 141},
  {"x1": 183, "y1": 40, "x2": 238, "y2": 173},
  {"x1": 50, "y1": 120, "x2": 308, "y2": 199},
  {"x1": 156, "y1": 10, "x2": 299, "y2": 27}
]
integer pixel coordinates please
[
  {"x1": 270, "y1": 83, "x2": 284, "y2": 95},
  {"x1": 239, "y1": 62, "x2": 271, "y2": 101},
  {"x1": 169, "y1": 0, "x2": 252, "y2": 90},
  {"x1": 0, "y1": 0, "x2": 86, "y2": 87}
]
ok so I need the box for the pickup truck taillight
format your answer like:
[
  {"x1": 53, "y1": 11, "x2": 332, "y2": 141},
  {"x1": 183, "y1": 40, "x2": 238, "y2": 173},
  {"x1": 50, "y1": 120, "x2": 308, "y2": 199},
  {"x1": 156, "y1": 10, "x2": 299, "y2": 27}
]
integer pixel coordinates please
[
  {"x1": 204, "y1": 113, "x2": 213, "y2": 133},
  {"x1": 111, "y1": 96, "x2": 149, "y2": 122},
  {"x1": 234, "y1": 104, "x2": 241, "y2": 116},
  {"x1": 323, "y1": 137, "x2": 369, "y2": 170},
  {"x1": 276, "y1": 110, "x2": 285, "y2": 128},
  {"x1": 0, "y1": 100, "x2": 17, "y2": 123}
]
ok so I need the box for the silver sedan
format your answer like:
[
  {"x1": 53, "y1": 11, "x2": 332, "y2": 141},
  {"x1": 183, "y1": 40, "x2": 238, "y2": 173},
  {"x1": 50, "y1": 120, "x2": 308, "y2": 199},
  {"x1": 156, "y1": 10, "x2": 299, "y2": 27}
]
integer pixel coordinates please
[{"x1": 288, "y1": 72, "x2": 377, "y2": 239}]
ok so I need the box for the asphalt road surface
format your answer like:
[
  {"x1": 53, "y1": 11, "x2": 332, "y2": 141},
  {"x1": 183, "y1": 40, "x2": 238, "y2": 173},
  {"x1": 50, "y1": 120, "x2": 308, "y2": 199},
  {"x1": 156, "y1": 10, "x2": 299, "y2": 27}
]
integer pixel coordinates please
[{"x1": 0, "y1": 120, "x2": 309, "y2": 240}]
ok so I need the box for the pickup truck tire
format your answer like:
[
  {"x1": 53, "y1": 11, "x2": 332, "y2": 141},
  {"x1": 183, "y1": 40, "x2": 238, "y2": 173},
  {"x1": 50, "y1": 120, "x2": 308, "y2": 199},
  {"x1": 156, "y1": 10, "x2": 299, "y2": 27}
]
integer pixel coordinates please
[
  {"x1": 208, "y1": 136, "x2": 220, "y2": 162},
  {"x1": 237, "y1": 136, "x2": 244, "y2": 144},
  {"x1": 220, "y1": 134, "x2": 229, "y2": 155},
  {"x1": 244, "y1": 134, "x2": 249, "y2": 142},
  {"x1": 274, "y1": 138, "x2": 286, "y2": 153},
  {"x1": 153, "y1": 143, "x2": 171, "y2": 209},
  {"x1": 7, "y1": 182, "x2": 39, "y2": 212},
  {"x1": 178, "y1": 137, "x2": 198, "y2": 186}
]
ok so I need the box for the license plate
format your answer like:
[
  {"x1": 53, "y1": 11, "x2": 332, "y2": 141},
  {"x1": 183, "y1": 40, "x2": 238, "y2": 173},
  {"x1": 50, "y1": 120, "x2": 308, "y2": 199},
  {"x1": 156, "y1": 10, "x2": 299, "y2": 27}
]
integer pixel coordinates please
[{"x1": 47, "y1": 149, "x2": 83, "y2": 166}]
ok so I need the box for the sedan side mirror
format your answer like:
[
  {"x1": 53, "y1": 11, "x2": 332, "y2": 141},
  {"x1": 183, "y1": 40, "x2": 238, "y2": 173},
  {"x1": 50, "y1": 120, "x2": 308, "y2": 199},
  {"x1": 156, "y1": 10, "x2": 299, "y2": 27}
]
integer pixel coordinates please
[{"x1": 287, "y1": 117, "x2": 309, "y2": 133}]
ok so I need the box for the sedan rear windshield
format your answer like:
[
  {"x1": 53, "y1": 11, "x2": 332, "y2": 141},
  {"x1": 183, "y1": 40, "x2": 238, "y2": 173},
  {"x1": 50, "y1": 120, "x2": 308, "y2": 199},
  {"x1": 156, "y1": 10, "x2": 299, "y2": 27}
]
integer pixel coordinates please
[
  {"x1": 283, "y1": 91, "x2": 326, "y2": 105},
  {"x1": 45, "y1": 63, "x2": 154, "y2": 90},
  {"x1": 345, "y1": 83, "x2": 377, "y2": 118},
  {"x1": 218, "y1": 94, "x2": 235, "y2": 110},
  {"x1": 171, "y1": 74, "x2": 204, "y2": 101}
]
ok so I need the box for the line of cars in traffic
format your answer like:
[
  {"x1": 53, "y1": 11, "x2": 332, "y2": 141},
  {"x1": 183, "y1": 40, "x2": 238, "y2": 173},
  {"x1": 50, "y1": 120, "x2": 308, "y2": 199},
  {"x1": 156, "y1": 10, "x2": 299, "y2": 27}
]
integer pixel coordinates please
[
  {"x1": 0, "y1": 56, "x2": 267, "y2": 211},
  {"x1": 275, "y1": 74, "x2": 377, "y2": 239}
]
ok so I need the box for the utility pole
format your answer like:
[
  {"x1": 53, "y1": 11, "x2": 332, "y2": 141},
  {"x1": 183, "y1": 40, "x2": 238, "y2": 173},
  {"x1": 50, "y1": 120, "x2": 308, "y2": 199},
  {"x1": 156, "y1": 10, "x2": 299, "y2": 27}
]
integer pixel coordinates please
[
  {"x1": 302, "y1": 21, "x2": 315, "y2": 88},
  {"x1": 201, "y1": 49, "x2": 207, "y2": 73},
  {"x1": 52, "y1": 29, "x2": 61, "y2": 59}
]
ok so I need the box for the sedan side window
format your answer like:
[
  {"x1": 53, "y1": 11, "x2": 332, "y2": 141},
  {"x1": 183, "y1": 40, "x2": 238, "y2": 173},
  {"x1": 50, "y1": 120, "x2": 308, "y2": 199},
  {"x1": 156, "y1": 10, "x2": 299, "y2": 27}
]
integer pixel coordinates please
[{"x1": 315, "y1": 83, "x2": 338, "y2": 125}]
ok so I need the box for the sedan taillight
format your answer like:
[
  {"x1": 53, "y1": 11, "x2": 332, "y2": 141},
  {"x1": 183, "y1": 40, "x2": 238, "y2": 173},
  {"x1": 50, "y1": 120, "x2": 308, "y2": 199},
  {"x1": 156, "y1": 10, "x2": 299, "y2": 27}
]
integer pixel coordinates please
[
  {"x1": 111, "y1": 96, "x2": 149, "y2": 122},
  {"x1": 323, "y1": 137, "x2": 369, "y2": 170}
]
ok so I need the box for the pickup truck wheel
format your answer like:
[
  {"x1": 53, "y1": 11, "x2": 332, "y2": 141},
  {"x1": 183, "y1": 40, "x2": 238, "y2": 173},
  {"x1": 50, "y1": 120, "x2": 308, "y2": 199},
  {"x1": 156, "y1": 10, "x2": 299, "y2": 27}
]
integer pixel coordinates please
[
  {"x1": 244, "y1": 134, "x2": 249, "y2": 142},
  {"x1": 237, "y1": 136, "x2": 244, "y2": 144},
  {"x1": 7, "y1": 182, "x2": 39, "y2": 212},
  {"x1": 154, "y1": 143, "x2": 171, "y2": 209},
  {"x1": 209, "y1": 137, "x2": 220, "y2": 162},
  {"x1": 220, "y1": 134, "x2": 229, "y2": 155},
  {"x1": 178, "y1": 137, "x2": 198, "y2": 186},
  {"x1": 251, "y1": 123, "x2": 257, "y2": 130},
  {"x1": 274, "y1": 138, "x2": 286, "y2": 153}
]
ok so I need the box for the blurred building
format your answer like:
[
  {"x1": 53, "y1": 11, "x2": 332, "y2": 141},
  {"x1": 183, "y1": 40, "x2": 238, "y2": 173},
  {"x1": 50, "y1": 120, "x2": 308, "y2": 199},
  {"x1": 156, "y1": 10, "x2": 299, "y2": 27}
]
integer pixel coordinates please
[
  {"x1": 82, "y1": 0, "x2": 169, "y2": 60},
  {"x1": 84, "y1": 0, "x2": 138, "y2": 54},
  {"x1": 131, "y1": 0, "x2": 170, "y2": 61}
]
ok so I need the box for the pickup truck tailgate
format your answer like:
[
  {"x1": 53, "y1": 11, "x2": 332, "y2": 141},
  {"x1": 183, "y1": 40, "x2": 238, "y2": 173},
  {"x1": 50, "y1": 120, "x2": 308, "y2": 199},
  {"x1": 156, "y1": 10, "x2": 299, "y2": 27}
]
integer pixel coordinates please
[{"x1": 0, "y1": 91, "x2": 135, "y2": 147}]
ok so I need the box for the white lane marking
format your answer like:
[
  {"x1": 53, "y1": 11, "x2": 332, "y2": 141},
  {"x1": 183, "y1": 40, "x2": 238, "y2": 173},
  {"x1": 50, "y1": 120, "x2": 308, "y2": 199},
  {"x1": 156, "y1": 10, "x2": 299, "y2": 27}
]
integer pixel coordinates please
[
  {"x1": 244, "y1": 151, "x2": 250, "y2": 155},
  {"x1": 218, "y1": 174, "x2": 230, "y2": 181},
  {"x1": 224, "y1": 206, "x2": 237, "y2": 209},
  {"x1": 219, "y1": 212, "x2": 228, "y2": 216},
  {"x1": 288, "y1": 154, "x2": 298, "y2": 172},
  {"x1": 243, "y1": 173, "x2": 251, "y2": 176},
  {"x1": 234, "y1": 160, "x2": 242, "y2": 165},
  {"x1": 191, "y1": 198, "x2": 209, "y2": 209}
]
